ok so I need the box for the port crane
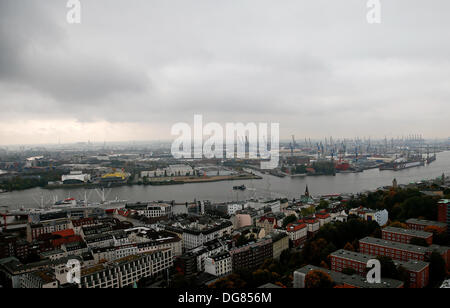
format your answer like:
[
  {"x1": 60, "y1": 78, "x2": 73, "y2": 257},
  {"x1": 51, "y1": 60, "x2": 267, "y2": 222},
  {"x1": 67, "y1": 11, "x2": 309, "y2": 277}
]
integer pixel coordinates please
[
  {"x1": 291, "y1": 135, "x2": 297, "y2": 149},
  {"x1": 0, "y1": 212, "x2": 7, "y2": 230}
]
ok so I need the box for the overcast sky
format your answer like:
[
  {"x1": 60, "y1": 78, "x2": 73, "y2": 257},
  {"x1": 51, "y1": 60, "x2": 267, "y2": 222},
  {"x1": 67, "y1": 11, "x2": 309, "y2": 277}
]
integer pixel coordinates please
[{"x1": 0, "y1": 0, "x2": 449, "y2": 145}]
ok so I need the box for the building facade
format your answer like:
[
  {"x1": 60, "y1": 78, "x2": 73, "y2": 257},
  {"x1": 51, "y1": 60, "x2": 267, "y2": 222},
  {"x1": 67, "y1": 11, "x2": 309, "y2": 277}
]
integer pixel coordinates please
[
  {"x1": 204, "y1": 251, "x2": 232, "y2": 277},
  {"x1": 382, "y1": 227, "x2": 433, "y2": 245},
  {"x1": 359, "y1": 237, "x2": 427, "y2": 262},
  {"x1": 80, "y1": 249, "x2": 172, "y2": 288},
  {"x1": 229, "y1": 238, "x2": 273, "y2": 272},
  {"x1": 330, "y1": 249, "x2": 429, "y2": 288},
  {"x1": 438, "y1": 200, "x2": 450, "y2": 234},
  {"x1": 286, "y1": 223, "x2": 307, "y2": 248}
]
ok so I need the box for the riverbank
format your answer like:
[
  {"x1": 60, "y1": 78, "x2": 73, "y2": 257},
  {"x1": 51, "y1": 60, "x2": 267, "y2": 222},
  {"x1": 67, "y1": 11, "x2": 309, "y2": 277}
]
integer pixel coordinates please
[
  {"x1": 43, "y1": 173, "x2": 262, "y2": 190},
  {"x1": 144, "y1": 173, "x2": 262, "y2": 185},
  {"x1": 1, "y1": 151, "x2": 449, "y2": 208}
]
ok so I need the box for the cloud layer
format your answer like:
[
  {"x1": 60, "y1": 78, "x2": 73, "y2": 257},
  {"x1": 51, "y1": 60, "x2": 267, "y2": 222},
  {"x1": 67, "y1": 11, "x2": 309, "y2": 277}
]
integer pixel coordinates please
[{"x1": 1, "y1": 0, "x2": 450, "y2": 144}]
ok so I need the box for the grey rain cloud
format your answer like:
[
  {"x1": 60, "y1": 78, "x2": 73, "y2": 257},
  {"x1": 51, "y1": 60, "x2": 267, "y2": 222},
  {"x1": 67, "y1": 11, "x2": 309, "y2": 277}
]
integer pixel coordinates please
[{"x1": 0, "y1": 0, "x2": 450, "y2": 143}]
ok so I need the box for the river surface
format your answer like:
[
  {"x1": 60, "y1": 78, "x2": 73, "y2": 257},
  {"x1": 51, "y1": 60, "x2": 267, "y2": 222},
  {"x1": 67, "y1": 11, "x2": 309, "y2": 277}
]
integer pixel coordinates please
[{"x1": 1, "y1": 151, "x2": 449, "y2": 209}]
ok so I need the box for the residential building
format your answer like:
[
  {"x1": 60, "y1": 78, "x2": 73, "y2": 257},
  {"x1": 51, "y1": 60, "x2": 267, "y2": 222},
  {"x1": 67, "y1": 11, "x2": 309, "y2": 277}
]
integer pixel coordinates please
[
  {"x1": 125, "y1": 202, "x2": 172, "y2": 218},
  {"x1": 256, "y1": 216, "x2": 277, "y2": 235},
  {"x1": 20, "y1": 269, "x2": 59, "y2": 288},
  {"x1": 330, "y1": 249, "x2": 429, "y2": 288},
  {"x1": 315, "y1": 212, "x2": 332, "y2": 227},
  {"x1": 286, "y1": 223, "x2": 307, "y2": 248},
  {"x1": 331, "y1": 210, "x2": 348, "y2": 223},
  {"x1": 80, "y1": 249, "x2": 172, "y2": 288},
  {"x1": 382, "y1": 227, "x2": 433, "y2": 245},
  {"x1": 26, "y1": 219, "x2": 72, "y2": 243},
  {"x1": 229, "y1": 238, "x2": 273, "y2": 272},
  {"x1": 227, "y1": 203, "x2": 243, "y2": 216},
  {"x1": 406, "y1": 218, "x2": 447, "y2": 234},
  {"x1": 299, "y1": 218, "x2": 320, "y2": 238},
  {"x1": 189, "y1": 238, "x2": 228, "y2": 272},
  {"x1": 174, "y1": 253, "x2": 198, "y2": 278},
  {"x1": 231, "y1": 212, "x2": 253, "y2": 229},
  {"x1": 349, "y1": 207, "x2": 389, "y2": 226},
  {"x1": 204, "y1": 251, "x2": 232, "y2": 277},
  {"x1": 270, "y1": 232, "x2": 289, "y2": 260},
  {"x1": 165, "y1": 220, "x2": 233, "y2": 250},
  {"x1": 438, "y1": 199, "x2": 450, "y2": 234},
  {"x1": 360, "y1": 237, "x2": 428, "y2": 262},
  {"x1": 294, "y1": 265, "x2": 404, "y2": 288}
]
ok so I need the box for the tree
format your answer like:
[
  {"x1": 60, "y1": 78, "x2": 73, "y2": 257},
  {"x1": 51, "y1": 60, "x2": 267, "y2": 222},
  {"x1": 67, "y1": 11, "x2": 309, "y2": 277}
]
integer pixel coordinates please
[
  {"x1": 409, "y1": 237, "x2": 429, "y2": 247},
  {"x1": 282, "y1": 214, "x2": 298, "y2": 228},
  {"x1": 304, "y1": 270, "x2": 334, "y2": 288},
  {"x1": 342, "y1": 268, "x2": 358, "y2": 276},
  {"x1": 317, "y1": 200, "x2": 329, "y2": 210},
  {"x1": 428, "y1": 251, "x2": 447, "y2": 284},
  {"x1": 208, "y1": 274, "x2": 247, "y2": 289},
  {"x1": 252, "y1": 269, "x2": 272, "y2": 286},
  {"x1": 300, "y1": 206, "x2": 315, "y2": 217},
  {"x1": 389, "y1": 221, "x2": 407, "y2": 229},
  {"x1": 343, "y1": 242, "x2": 355, "y2": 252},
  {"x1": 320, "y1": 261, "x2": 329, "y2": 270},
  {"x1": 424, "y1": 226, "x2": 450, "y2": 246},
  {"x1": 376, "y1": 256, "x2": 399, "y2": 279},
  {"x1": 396, "y1": 266, "x2": 410, "y2": 288},
  {"x1": 171, "y1": 273, "x2": 191, "y2": 288}
]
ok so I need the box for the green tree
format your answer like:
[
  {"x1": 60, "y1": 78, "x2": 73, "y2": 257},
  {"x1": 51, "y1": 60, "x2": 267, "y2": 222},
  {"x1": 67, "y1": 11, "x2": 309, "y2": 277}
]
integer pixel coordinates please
[
  {"x1": 376, "y1": 256, "x2": 399, "y2": 279},
  {"x1": 305, "y1": 270, "x2": 334, "y2": 288},
  {"x1": 409, "y1": 237, "x2": 429, "y2": 247},
  {"x1": 317, "y1": 200, "x2": 330, "y2": 210},
  {"x1": 282, "y1": 215, "x2": 298, "y2": 228}
]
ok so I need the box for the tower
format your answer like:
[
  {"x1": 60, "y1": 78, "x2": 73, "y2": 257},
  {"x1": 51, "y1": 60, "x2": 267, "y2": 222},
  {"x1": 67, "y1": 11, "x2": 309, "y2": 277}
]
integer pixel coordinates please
[
  {"x1": 305, "y1": 185, "x2": 310, "y2": 197},
  {"x1": 392, "y1": 178, "x2": 398, "y2": 189}
]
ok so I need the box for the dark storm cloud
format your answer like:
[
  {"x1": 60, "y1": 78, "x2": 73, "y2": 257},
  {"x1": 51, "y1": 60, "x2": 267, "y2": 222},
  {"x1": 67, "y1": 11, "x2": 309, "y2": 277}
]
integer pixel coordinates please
[
  {"x1": 0, "y1": 0, "x2": 150, "y2": 105},
  {"x1": 0, "y1": 0, "x2": 450, "y2": 143}
]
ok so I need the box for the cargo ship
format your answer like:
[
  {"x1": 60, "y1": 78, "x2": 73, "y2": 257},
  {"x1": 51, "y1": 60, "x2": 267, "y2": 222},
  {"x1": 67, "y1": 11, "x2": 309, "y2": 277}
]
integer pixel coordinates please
[
  {"x1": 335, "y1": 160, "x2": 350, "y2": 172},
  {"x1": 233, "y1": 185, "x2": 246, "y2": 191},
  {"x1": 379, "y1": 159, "x2": 425, "y2": 171},
  {"x1": 426, "y1": 154, "x2": 436, "y2": 164}
]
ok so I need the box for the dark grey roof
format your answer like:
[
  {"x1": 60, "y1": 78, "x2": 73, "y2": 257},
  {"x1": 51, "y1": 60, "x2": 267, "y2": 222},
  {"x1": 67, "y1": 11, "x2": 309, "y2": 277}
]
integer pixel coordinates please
[
  {"x1": 360, "y1": 237, "x2": 428, "y2": 254},
  {"x1": 406, "y1": 218, "x2": 447, "y2": 228},
  {"x1": 331, "y1": 249, "x2": 429, "y2": 272},
  {"x1": 383, "y1": 226, "x2": 433, "y2": 238}
]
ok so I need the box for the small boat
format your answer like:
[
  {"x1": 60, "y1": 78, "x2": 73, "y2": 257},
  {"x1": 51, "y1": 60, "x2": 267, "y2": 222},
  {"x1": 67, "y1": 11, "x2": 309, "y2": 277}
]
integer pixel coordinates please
[{"x1": 233, "y1": 185, "x2": 246, "y2": 191}]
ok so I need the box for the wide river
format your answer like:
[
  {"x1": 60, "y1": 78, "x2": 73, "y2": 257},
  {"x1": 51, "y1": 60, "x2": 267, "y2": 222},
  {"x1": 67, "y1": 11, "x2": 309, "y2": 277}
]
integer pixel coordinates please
[{"x1": 1, "y1": 151, "x2": 450, "y2": 209}]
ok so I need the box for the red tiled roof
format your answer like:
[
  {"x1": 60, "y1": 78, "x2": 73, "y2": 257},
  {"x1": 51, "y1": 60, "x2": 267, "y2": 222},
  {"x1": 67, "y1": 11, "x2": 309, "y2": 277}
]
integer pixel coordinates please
[
  {"x1": 316, "y1": 213, "x2": 330, "y2": 219},
  {"x1": 299, "y1": 218, "x2": 319, "y2": 224},
  {"x1": 52, "y1": 235, "x2": 82, "y2": 248},
  {"x1": 52, "y1": 229, "x2": 75, "y2": 237},
  {"x1": 287, "y1": 223, "x2": 307, "y2": 232},
  {"x1": 259, "y1": 216, "x2": 276, "y2": 224}
]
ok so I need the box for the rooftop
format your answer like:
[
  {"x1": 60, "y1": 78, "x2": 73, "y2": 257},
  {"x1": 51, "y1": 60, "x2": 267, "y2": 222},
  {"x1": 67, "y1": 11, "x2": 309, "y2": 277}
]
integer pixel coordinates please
[
  {"x1": 331, "y1": 249, "x2": 429, "y2": 272},
  {"x1": 382, "y1": 226, "x2": 433, "y2": 238},
  {"x1": 210, "y1": 251, "x2": 231, "y2": 262},
  {"x1": 406, "y1": 218, "x2": 447, "y2": 228},
  {"x1": 359, "y1": 237, "x2": 428, "y2": 254},
  {"x1": 295, "y1": 265, "x2": 404, "y2": 288}
]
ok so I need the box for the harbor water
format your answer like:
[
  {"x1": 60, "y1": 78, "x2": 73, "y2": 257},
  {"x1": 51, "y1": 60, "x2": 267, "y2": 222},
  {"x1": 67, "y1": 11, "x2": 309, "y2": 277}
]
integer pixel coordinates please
[{"x1": 1, "y1": 151, "x2": 450, "y2": 210}]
